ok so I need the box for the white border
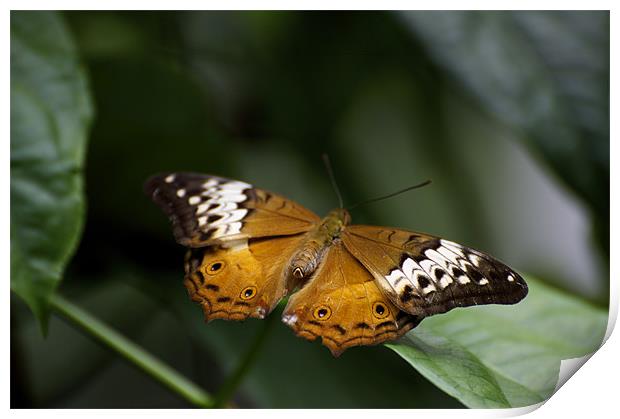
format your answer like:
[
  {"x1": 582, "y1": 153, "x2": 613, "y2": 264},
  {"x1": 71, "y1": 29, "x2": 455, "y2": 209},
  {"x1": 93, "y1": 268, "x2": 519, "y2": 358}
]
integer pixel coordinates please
[
  {"x1": 5, "y1": 2, "x2": 616, "y2": 418},
  {"x1": 2, "y1": 0, "x2": 617, "y2": 11}
]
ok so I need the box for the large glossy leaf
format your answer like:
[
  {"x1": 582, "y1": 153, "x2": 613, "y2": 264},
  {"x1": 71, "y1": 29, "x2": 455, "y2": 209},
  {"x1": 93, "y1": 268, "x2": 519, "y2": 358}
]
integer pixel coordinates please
[
  {"x1": 387, "y1": 276, "x2": 607, "y2": 408},
  {"x1": 399, "y1": 11, "x2": 610, "y2": 255},
  {"x1": 11, "y1": 11, "x2": 93, "y2": 330}
]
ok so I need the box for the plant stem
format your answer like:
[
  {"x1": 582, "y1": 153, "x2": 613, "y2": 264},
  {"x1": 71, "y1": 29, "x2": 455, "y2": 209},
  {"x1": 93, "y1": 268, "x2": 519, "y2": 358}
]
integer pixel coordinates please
[
  {"x1": 213, "y1": 311, "x2": 278, "y2": 408},
  {"x1": 50, "y1": 294, "x2": 214, "y2": 408}
]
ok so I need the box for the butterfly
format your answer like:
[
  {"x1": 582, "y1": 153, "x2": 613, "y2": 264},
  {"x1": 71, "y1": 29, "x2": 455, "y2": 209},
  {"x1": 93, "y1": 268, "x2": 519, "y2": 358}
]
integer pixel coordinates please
[{"x1": 145, "y1": 172, "x2": 528, "y2": 356}]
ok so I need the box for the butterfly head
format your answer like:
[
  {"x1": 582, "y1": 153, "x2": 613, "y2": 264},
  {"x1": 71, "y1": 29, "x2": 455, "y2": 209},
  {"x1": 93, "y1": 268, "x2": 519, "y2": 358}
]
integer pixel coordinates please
[{"x1": 324, "y1": 208, "x2": 351, "y2": 232}]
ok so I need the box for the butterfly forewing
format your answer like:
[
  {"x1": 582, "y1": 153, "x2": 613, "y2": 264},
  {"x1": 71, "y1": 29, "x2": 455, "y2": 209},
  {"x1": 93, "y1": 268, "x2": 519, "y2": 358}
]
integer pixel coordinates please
[
  {"x1": 145, "y1": 173, "x2": 320, "y2": 247},
  {"x1": 342, "y1": 226, "x2": 528, "y2": 317}
]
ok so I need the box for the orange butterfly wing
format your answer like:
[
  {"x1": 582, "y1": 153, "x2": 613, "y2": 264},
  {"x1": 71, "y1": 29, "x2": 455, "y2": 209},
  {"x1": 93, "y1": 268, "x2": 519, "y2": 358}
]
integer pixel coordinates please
[
  {"x1": 184, "y1": 235, "x2": 306, "y2": 321},
  {"x1": 282, "y1": 241, "x2": 421, "y2": 356}
]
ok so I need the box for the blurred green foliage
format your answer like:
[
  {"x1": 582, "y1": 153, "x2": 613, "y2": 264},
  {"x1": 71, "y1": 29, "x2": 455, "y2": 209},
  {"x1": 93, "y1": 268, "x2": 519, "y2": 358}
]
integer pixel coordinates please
[
  {"x1": 400, "y1": 11, "x2": 610, "y2": 258},
  {"x1": 11, "y1": 10, "x2": 609, "y2": 408}
]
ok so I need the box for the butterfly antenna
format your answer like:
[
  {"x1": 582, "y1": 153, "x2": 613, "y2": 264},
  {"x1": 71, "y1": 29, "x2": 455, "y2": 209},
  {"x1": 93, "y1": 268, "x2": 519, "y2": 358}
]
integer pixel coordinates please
[
  {"x1": 347, "y1": 180, "x2": 432, "y2": 211},
  {"x1": 322, "y1": 153, "x2": 344, "y2": 208}
]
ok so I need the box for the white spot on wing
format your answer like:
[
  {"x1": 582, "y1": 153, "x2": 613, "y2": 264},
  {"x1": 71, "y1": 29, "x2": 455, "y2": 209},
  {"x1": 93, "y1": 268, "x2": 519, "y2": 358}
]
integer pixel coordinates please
[
  {"x1": 208, "y1": 194, "x2": 247, "y2": 203},
  {"x1": 198, "y1": 216, "x2": 207, "y2": 226},
  {"x1": 386, "y1": 269, "x2": 405, "y2": 285},
  {"x1": 176, "y1": 188, "x2": 186, "y2": 198},
  {"x1": 507, "y1": 275, "x2": 515, "y2": 282},
  {"x1": 386, "y1": 266, "x2": 419, "y2": 298},
  {"x1": 217, "y1": 189, "x2": 249, "y2": 196},
  {"x1": 196, "y1": 203, "x2": 210, "y2": 215},
  {"x1": 441, "y1": 240, "x2": 465, "y2": 257},
  {"x1": 209, "y1": 209, "x2": 248, "y2": 227},
  {"x1": 439, "y1": 275, "x2": 453, "y2": 288},
  {"x1": 469, "y1": 254, "x2": 482, "y2": 267},
  {"x1": 478, "y1": 278, "x2": 489, "y2": 285},
  {"x1": 165, "y1": 174, "x2": 175, "y2": 183},
  {"x1": 206, "y1": 202, "x2": 236, "y2": 214},
  {"x1": 188, "y1": 196, "x2": 201, "y2": 205},
  {"x1": 419, "y1": 259, "x2": 436, "y2": 276},
  {"x1": 421, "y1": 282, "x2": 436, "y2": 295},
  {"x1": 201, "y1": 187, "x2": 217, "y2": 196},
  {"x1": 255, "y1": 307, "x2": 266, "y2": 319},
  {"x1": 226, "y1": 221, "x2": 243, "y2": 235},
  {"x1": 401, "y1": 258, "x2": 416, "y2": 280},
  {"x1": 282, "y1": 313, "x2": 298, "y2": 326},
  {"x1": 425, "y1": 249, "x2": 451, "y2": 270},
  {"x1": 437, "y1": 246, "x2": 461, "y2": 265},
  {"x1": 457, "y1": 276, "x2": 471, "y2": 284},
  {"x1": 202, "y1": 179, "x2": 219, "y2": 188},
  {"x1": 221, "y1": 181, "x2": 252, "y2": 190}
]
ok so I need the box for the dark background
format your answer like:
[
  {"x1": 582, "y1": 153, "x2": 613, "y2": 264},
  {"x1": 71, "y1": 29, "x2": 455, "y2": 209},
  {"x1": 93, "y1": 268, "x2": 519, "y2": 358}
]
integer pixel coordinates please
[{"x1": 11, "y1": 11, "x2": 609, "y2": 408}]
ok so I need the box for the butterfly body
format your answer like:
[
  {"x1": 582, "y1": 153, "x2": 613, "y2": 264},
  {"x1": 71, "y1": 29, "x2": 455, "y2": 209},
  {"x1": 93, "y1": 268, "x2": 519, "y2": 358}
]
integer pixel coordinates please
[
  {"x1": 146, "y1": 172, "x2": 528, "y2": 356},
  {"x1": 290, "y1": 208, "x2": 350, "y2": 281}
]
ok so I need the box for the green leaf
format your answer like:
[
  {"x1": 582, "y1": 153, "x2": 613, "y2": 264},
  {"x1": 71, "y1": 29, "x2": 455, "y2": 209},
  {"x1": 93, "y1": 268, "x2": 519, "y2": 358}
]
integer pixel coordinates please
[
  {"x1": 386, "y1": 276, "x2": 607, "y2": 408},
  {"x1": 11, "y1": 11, "x2": 93, "y2": 330}
]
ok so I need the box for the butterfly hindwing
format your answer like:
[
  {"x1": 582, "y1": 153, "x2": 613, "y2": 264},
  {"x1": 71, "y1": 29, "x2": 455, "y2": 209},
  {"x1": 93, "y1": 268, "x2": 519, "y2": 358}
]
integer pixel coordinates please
[
  {"x1": 184, "y1": 234, "x2": 307, "y2": 321},
  {"x1": 145, "y1": 173, "x2": 320, "y2": 247},
  {"x1": 282, "y1": 240, "x2": 422, "y2": 356},
  {"x1": 342, "y1": 226, "x2": 528, "y2": 317}
]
